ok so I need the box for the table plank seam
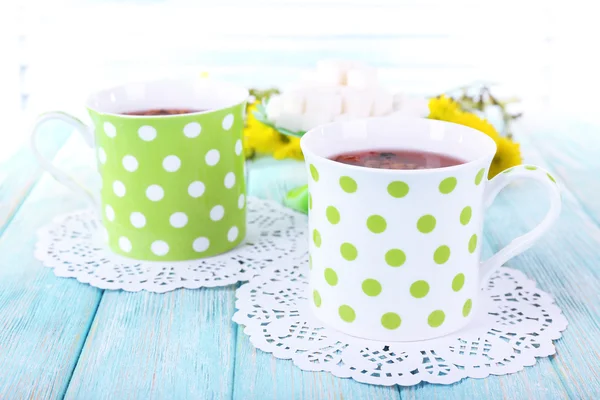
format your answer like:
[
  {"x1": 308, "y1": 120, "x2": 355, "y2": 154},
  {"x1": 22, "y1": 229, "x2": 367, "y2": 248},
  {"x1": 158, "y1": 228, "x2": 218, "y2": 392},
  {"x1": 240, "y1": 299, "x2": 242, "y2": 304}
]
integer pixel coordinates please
[
  {"x1": 229, "y1": 283, "x2": 242, "y2": 400},
  {"x1": 60, "y1": 291, "x2": 105, "y2": 399}
]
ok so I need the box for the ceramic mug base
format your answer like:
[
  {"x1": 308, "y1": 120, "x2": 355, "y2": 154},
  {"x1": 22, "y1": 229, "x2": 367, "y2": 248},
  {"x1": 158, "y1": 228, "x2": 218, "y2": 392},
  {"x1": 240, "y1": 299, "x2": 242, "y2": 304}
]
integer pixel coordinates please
[
  {"x1": 308, "y1": 290, "x2": 484, "y2": 343},
  {"x1": 105, "y1": 228, "x2": 247, "y2": 262}
]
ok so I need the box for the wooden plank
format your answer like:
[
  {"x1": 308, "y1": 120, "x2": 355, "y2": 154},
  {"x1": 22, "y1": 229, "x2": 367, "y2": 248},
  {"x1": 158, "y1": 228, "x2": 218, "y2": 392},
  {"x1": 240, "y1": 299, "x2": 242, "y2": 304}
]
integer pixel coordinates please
[
  {"x1": 64, "y1": 288, "x2": 238, "y2": 400},
  {"x1": 232, "y1": 333, "x2": 402, "y2": 400},
  {"x1": 0, "y1": 133, "x2": 101, "y2": 398},
  {"x1": 523, "y1": 117, "x2": 600, "y2": 225},
  {"x1": 0, "y1": 175, "x2": 102, "y2": 398}
]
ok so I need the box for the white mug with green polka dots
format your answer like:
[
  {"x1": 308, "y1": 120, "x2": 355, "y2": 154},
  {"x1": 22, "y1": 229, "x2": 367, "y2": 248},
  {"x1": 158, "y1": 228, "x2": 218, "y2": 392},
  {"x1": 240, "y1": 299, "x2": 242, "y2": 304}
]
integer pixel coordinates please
[
  {"x1": 301, "y1": 116, "x2": 562, "y2": 341},
  {"x1": 31, "y1": 78, "x2": 248, "y2": 261}
]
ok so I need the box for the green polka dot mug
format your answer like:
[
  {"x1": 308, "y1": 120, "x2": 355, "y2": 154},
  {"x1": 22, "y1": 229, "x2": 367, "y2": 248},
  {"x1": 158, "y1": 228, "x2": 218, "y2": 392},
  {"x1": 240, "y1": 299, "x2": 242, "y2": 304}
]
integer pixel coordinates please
[
  {"x1": 31, "y1": 79, "x2": 248, "y2": 261},
  {"x1": 301, "y1": 116, "x2": 562, "y2": 341}
]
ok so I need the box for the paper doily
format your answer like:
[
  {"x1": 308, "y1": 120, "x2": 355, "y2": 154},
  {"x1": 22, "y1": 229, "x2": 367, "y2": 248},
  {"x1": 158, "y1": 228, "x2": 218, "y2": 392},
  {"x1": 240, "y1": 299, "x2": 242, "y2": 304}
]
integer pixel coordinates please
[
  {"x1": 233, "y1": 260, "x2": 568, "y2": 386},
  {"x1": 34, "y1": 197, "x2": 307, "y2": 292}
]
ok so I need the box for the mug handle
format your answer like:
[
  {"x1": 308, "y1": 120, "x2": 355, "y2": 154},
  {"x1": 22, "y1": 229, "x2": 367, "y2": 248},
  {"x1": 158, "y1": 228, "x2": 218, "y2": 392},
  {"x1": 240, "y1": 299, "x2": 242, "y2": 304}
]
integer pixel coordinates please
[
  {"x1": 480, "y1": 165, "x2": 562, "y2": 283},
  {"x1": 30, "y1": 111, "x2": 99, "y2": 208}
]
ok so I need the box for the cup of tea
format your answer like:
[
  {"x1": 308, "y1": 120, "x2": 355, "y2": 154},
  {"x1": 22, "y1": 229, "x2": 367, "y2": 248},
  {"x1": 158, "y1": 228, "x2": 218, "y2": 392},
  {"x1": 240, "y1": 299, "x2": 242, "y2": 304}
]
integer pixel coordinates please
[
  {"x1": 300, "y1": 117, "x2": 561, "y2": 341},
  {"x1": 31, "y1": 78, "x2": 248, "y2": 261}
]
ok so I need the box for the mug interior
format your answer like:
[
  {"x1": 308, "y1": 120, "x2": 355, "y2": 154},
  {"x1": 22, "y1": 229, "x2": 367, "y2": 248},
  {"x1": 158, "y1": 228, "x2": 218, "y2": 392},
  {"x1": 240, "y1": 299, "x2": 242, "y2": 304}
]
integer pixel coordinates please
[
  {"x1": 301, "y1": 116, "x2": 497, "y2": 169},
  {"x1": 86, "y1": 78, "x2": 248, "y2": 116}
]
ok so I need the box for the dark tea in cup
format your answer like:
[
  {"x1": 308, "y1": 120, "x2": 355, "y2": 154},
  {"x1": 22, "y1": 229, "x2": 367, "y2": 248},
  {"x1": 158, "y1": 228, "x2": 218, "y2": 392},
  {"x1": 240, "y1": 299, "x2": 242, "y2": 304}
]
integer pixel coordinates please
[
  {"x1": 331, "y1": 149, "x2": 465, "y2": 170},
  {"x1": 123, "y1": 109, "x2": 205, "y2": 116}
]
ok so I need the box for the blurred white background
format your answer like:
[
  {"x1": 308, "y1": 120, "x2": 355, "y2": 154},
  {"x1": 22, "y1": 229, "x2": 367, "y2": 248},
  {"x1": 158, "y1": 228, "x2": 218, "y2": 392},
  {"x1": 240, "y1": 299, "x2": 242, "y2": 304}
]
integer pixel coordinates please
[{"x1": 0, "y1": 0, "x2": 596, "y2": 161}]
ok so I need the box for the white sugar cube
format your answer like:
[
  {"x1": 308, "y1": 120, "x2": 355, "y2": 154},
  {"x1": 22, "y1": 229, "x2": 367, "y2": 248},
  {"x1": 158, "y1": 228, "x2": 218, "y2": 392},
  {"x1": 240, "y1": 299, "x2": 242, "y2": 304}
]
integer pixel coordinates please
[
  {"x1": 266, "y1": 95, "x2": 283, "y2": 122},
  {"x1": 305, "y1": 90, "x2": 342, "y2": 117},
  {"x1": 398, "y1": 96, "x2": 430, "y2": 118},
  {"x1": 392, "y1": 92, "x2": 405, "y2": 111},
  {"x1": 371, "y1": 88, "x2": 393, "y2": 116},
  {"x1": 315, "y1": 59, "x2": 349, "y2": 86},
  {"x1": 302, "y1": 112, "x2": 333, "y2": 131},
  {"x1": 276, "y1": 113, "x2": 304, "y2": 132},
  {"x1": 341, "y1": 88, "x2": 374, "y2": 118},
  {"x1": 281, "y1": 91, "x2": 305, "y2": 114},
  {"x1": 334, "y1": 113, "x2": 352, "y2": 122},
  {"x1": 346, "y1": 66, "x2": 378, "y2": 89}
]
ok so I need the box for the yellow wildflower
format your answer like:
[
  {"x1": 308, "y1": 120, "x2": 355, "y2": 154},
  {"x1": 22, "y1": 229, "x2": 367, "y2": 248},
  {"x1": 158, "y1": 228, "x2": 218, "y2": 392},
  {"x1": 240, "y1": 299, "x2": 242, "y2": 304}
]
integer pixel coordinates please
[
  {"x1": 428, "y1": 95, "x2": 462, "y2": 121},
  {"x1": 489, "y1": 136, "x2": 522, "y2": 178},
  {"x1": 452, "y1": 112, "x2": 500, "y2": 140},
  {"x1": 427, "y1": 96, "x2": 521, "y2": 178},
  {"x1": 243, "y1": 101, "x2": 304, "y2": 160}
]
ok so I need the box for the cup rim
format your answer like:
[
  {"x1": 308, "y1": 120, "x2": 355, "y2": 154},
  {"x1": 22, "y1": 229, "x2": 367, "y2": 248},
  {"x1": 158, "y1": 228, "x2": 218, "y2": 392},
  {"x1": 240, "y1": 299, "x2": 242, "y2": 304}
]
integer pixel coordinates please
[
  {"x1": 85, "y1": 77, "x2": 249, "y2": 118},
  {"x1": 300, "y1": 116, "x2": 497, "y2": 175}
]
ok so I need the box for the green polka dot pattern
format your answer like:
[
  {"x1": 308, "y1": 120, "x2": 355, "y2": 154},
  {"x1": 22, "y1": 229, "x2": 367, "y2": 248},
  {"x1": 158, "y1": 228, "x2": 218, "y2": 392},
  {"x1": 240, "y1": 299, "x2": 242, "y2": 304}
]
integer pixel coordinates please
[
  {"x1": 324, "y1": 268, "x2": 338, "y2": 286},
  {"x1": 460, "y1": 206, "x2": 472, "y2": 225},
  {"x1": 462, "y1": 299, "x2": 473, "y2": 317},
  {"x1": 439, "y1": 177, "x2": 457, "y2": 194},
  {"x1": 428, "y1": 310, "x2": 446, "y2": 327},
  {"x1": 410, "y1": 280, "x2": 430, "y2": 298},
  {"x1": 525, "y1": 165, "x2": 538, "y2": 171},
  {"x1": 385, "y1": 249, "x2": 406, "y2": 267},
  {"x1": 326, "y1": 206, "x2": 340, "y2": 224},
  {"x1": 387, "y1": 181, "x2": 409, "y2": 198},
  {"x1": 89, "y1": 103, "x2": 246, "y2": 261},
  {"x1": 362, "y1": 279, "x2": 382, "y2": 296},
  {"x1": 339, "y1": 176, "x2": 358, "y2": 193},
  {"x1": 313, "y1": 229, "x2": 322, "y2": 247},
  {"x1": 304, "y1": 157, "x2": 499, "y2": 338},
  {"x1": 367, "y1": 215, "x2": 387, "y2": 234},
  {"x1": 381, "y1": 312, "x2": 401, "y2": 330},
  {"x1": 475, "y1": 168, "x2": 485, "y2": 185},
  {"x1": 313, "y1": 290, "x2": 322, "y2": 307},
  {"x1": 434, "y1": 245, "x2": 451, "y2": 264},
  {"x1": 310, "y1": 164, "x2": 319, "y2": 181},
  {"x1": 547, "y1": 173, "x2": 556, "y2": 183},
  {"x1": 452, "y1": 273, "x2": 465, "y2": 292},
  {"x1": 339, "y1": 305, "x2": 356, "y2": 322},
  {"x1": 340, "y1": 243, "x2": 358, "y2": 261},
  {"x1": 468, "y1": 234, "x2": 478, "y2": 253},
  {"x1": 417, "y1": 215, "x2": 436, "y2": 233}
]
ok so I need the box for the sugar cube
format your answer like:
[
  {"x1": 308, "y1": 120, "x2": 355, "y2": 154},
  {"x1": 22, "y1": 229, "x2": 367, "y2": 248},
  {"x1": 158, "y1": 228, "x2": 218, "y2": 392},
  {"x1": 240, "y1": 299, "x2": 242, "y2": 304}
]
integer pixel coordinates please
[
  {"x1": 399, "y1": 96, "x2": 430, "y2": 118},
  {"x1": 371, "y1": 88, "x2": 393, "y2": 116},
  {"x1": 334, "y1": 113, "x2": 352, "y2": 122},
  {"x1": 302, "y1": 112, "x2": 334, "y2": 131},
  {"x1": 346, "y1": 66, "x2": 378, "y2": 89},
  {"x1": 392, "y1": 92, "x2": 405, "y2": 111},
  {"x1": 315, "y1": 59, "x2": 348, "y2": 86},
  {"x1": 266, "y1": 95, "x2": 283, "y2": 122},
  {"x1": 281, "y1": 91, "x2": 305, "y2": 114},
  {"x1": 276, "y1": 113, "x2": 304, "y2": 132},
  {"x1": 341, "y1": 88, "x2": 374, "y2": 118},
  {"x1": 305, "y1": 89, "x2": 342, "y2": 117}
]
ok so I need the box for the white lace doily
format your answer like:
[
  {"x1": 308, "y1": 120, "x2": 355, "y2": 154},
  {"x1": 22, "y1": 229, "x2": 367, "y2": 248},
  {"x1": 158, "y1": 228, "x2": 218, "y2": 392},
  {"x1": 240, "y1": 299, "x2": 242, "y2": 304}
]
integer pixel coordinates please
[
  {"x1": 34, "y1": 197, "x2": 307, "y2": 292},
  {"x1": 233, "y1": 260, "x2": 568, "y2": 386}
]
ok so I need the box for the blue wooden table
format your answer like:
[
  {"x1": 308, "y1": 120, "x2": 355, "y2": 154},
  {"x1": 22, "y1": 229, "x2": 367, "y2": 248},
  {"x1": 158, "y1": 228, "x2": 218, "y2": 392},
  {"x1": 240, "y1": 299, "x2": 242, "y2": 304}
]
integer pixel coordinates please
[{"x1": 1, "y1": 115, "x2": 599, "y2": 399}]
